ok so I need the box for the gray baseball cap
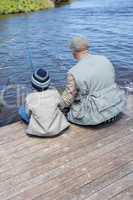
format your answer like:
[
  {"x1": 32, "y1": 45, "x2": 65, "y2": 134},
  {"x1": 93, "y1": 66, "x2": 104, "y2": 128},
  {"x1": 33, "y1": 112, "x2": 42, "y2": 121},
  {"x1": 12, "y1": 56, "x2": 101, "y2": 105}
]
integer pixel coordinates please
[{"x1": 69, "y1": 36, "x2": 89, "y2": 52}]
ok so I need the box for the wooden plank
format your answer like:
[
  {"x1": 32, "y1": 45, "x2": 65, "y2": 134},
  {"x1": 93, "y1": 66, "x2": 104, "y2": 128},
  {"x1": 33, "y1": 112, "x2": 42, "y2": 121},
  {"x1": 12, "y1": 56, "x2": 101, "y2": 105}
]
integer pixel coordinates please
[
  {"x1": 0, "y1": 127, "x2": 120, "y2": 179},
  {"x1": 0, "y1": 116, "x2": 132, "y2": 178},
  {"x1": 52, "y1": 161, "x2": 133, "y2": 200},
  {"x1": 2, "y1": 136, "x2": 133, "y2": 200},
  {"x1": 110, "y1": 185, "x2": 133, "y2": 200},
  {"x1": 0, "y1": 126, "x2": 26, "y2": 145},
  {"x1": 0, "y1": 125, "x2": 89, "y2": 167},
  {"x1": 32, "y1": 152, "x2": 133, "y2": 200},
  {"x1": 6, "y1": 153, "x2": 133, "y2": 200},
  {"x1": 0, "y1": 124, "x2": 132, "y2": 184},
  {"x1": 85, "y1": 172, "x2": 133, "y2": 200}
]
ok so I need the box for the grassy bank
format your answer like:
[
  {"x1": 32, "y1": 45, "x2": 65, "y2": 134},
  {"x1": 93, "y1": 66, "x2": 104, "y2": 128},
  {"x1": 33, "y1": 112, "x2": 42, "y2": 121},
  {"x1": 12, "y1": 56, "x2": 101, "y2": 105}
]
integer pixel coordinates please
[{"x1": 0, "y1": 0, "x2": 54, "y2": 15}]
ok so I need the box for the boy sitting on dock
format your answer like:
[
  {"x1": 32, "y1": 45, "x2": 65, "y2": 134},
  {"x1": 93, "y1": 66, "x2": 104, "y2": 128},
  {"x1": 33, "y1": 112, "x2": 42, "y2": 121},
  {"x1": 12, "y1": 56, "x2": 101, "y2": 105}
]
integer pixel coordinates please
[{"x1": 18, "y1": 68, "x2": 70, "y2": 137}]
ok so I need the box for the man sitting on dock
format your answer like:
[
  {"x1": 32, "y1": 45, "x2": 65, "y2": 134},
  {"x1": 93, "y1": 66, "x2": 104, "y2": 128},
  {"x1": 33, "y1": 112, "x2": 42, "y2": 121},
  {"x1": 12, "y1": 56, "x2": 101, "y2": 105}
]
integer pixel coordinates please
[{"x1": 59, "y1": 36, "x2": 127, "y2": 126}]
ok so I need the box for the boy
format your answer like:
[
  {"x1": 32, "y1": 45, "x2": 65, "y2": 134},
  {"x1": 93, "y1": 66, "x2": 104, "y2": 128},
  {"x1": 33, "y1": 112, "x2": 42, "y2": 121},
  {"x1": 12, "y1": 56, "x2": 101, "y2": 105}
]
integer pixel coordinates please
[{"x1": 18, "y1": 68, "x2": 70, "y2": 137}]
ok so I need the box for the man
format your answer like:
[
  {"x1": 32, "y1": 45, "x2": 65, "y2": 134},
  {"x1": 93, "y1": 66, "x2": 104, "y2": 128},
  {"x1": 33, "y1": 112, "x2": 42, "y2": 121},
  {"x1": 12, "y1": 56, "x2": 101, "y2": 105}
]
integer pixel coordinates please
[{"x1": 59, "y1": 36, "x2": 126, "y2": 125}]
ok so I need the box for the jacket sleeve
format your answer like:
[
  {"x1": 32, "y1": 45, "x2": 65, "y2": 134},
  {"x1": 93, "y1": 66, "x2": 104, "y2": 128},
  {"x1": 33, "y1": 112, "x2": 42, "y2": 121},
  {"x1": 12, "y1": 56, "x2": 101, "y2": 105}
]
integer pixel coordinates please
[{"x1": 59, "y1": 73, "x2": 77, "y2": 110}]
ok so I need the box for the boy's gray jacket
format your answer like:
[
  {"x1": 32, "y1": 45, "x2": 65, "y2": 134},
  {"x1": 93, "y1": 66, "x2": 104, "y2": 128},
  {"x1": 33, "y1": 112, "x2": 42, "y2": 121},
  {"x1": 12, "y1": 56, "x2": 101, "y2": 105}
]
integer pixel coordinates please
[
  {"x1": 26, "y1": 89, "x2": 70, "y2": 137},
  {"x1": 67, "y1": 54, "x2": 126, "y2": 125}
]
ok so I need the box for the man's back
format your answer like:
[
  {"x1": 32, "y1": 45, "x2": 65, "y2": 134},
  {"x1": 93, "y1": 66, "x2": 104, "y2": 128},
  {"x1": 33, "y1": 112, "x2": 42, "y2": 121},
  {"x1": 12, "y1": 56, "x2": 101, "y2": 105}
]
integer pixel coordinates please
[
  {"x1": 70, "y1": 54, "x2": 116, "y2": 95},
  {"x1": 68, "y1": 54, "x2": 126, "y2": 125}
]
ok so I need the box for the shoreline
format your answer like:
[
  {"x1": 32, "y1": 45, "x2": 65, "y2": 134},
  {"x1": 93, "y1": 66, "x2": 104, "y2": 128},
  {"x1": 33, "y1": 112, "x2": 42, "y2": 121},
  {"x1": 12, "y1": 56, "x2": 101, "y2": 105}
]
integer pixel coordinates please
[{"x1": 0, "y1": 0, "x2": 70, "y2": 15}]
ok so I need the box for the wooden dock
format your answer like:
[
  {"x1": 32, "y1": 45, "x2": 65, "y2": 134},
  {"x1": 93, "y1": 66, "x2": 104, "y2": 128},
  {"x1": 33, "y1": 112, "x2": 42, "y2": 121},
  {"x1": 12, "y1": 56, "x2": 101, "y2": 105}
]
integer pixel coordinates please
[{"x1": 0, "y1": 95, "x2": 133, "y2": 200}]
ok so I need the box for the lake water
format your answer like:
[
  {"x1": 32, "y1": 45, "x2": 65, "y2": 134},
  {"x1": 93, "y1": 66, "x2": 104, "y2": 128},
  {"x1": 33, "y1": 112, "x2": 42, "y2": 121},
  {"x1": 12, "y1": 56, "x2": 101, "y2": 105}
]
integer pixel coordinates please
[{"x1": 0, "y1": 0, "x2": 133, "y2": 126}]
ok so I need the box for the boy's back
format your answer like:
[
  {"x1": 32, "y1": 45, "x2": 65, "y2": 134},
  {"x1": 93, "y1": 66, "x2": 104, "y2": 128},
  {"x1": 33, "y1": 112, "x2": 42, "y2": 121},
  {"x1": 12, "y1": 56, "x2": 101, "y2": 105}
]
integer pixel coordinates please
[{"x1": 26, "y1": 89, "x2": 70, "y2": 137}]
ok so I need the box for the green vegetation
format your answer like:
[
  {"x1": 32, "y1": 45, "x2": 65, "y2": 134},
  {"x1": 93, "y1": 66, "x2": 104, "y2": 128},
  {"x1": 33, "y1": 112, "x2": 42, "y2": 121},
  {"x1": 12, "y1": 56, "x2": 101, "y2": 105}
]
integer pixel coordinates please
[{"x1": 0, "y1": 0, "x2": 54, "y2": 15}]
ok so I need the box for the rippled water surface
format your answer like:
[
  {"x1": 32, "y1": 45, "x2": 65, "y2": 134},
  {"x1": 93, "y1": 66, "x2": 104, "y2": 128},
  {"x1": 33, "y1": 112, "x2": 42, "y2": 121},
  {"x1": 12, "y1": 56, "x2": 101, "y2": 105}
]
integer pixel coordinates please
[{"x1": 0, "y1": 0, "x2": 133, "y2": 125}]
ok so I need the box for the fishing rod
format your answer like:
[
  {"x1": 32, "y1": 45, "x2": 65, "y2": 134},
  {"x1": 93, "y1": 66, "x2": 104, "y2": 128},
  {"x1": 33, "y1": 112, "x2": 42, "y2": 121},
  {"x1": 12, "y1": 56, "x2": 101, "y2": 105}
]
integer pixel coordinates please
[{"x1": 24, "y1": 12, "x2": 34, "y2": 73}]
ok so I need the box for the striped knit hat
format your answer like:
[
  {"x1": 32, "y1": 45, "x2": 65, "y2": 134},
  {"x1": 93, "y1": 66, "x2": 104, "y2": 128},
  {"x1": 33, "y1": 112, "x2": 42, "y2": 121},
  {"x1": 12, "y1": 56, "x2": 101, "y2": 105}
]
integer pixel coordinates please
[{"x1": 31, "y1": 68, "x2": 51, "y2": 91}]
